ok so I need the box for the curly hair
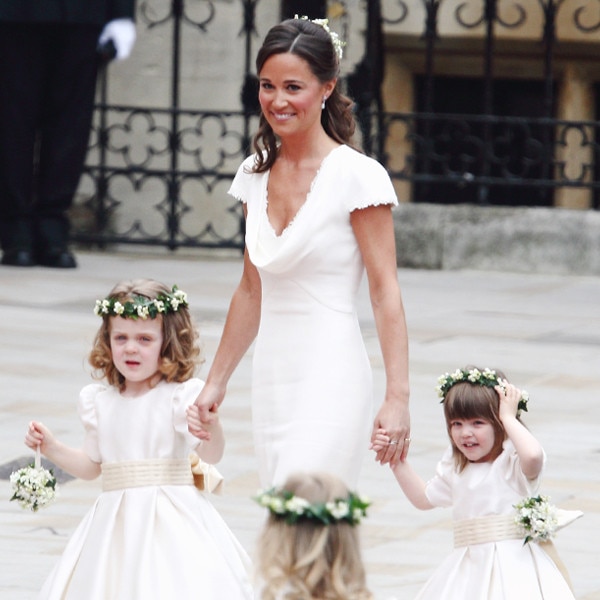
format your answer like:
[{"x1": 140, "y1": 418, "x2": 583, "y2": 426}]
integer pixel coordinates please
[
  {"x1": 256, "y1": 472, "x2": 373, "y2": 600},
  {"x1": 89, "y1": 279, "x2": 202, "y2": 391},
  {"x1": 252, "y1": 18, "x2": 357, "y2": 174},
  {"x1": 443, "y1": 367, "x2": 511, "y2": 472}
]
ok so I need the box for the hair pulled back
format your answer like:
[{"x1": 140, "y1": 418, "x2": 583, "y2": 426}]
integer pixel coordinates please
[
  {"x1": 89, "y1": 279, "x2": 202, "y2": 391},
  {"x1": 252, "y1": 18, "x2": 356, "y2": 173}
]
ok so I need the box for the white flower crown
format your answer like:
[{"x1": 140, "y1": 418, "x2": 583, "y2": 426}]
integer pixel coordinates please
[
  {"x1": 94, "y1": 286, "x2": 188, "y2": 320},
  {"x1": 436, "y1": 367, "x2": 529, "y2": 415},
  {"x1": 254, "y1": 487, "x2": 370, "y2": 526},
  {"x1": 295, "y1": 15, "x2": 345, "y2": 61}
]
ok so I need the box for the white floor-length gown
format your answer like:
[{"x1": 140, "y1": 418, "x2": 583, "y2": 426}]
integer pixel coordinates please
[
  {"x1": 417, "y1": 440, "x2": 577, "y2": 599},
  {"x1": 38, "y1": 379, "x2": 254, "y2": 600}
]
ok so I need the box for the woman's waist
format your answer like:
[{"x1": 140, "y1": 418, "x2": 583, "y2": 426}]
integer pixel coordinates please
[{"x1": 101, "y1": 458, "x2": 194, "y2": 492}]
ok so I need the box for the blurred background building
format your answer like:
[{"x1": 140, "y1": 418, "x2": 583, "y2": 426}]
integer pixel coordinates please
[{"x1": 72, "y1": 0, "x2": 600, "y2": 274}]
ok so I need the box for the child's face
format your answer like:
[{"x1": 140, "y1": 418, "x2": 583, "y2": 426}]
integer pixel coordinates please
[
  {"x1": 449, "y1": 417, "x2": 499, "y2": 463},
  {"x1": 109, "y1": 316, "x2": 163, "y2": 395}
]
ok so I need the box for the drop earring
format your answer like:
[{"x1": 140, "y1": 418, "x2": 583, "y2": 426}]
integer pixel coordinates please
[{"x1": 321, "y1": 96, "x2": 327, "y2": 110}]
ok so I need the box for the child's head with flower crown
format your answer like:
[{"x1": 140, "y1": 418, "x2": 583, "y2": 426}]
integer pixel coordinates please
[
  {"x1": 89, "y1": 279, "x2": 202, "y2": 392},
  {"x1": 255, "y1": 471, "x2": 373, "y2": 600}
]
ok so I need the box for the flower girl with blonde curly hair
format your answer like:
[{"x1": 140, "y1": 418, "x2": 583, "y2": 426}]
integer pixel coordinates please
[
  {"x1": 23, "y1": 279, "x2": 253, "y2": 600},
  {"x1": 254, "y1": 471, "x2": 374, "y2": 600}
]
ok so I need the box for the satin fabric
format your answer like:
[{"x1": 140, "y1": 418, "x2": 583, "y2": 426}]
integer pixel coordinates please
[
  {"x1": 38, "y1": 380, "x2": 253, "y2": 600},
  {"x1": 416, "y1": 441, "x2": 575, "y2": 600}
]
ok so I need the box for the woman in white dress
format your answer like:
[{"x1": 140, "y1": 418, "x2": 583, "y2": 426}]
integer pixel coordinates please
[
  {"x1": 373, "y1": 367, "x2": 580, "y2": 600},
  {"x1": 23, "y1": 279, "x2": 254, "y2": 599},
  {"x1": 188, "y1": 17, "x2": 410, "y2": 488}
]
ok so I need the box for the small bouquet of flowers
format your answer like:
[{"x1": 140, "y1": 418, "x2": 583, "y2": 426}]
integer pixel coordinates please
[
  {"x1": 10, "y1": 447, "x2": 58, "y2": 512},
  {"x1": 514, "y1": 495, "x2": 583, "y2": 546},
  {"x1": 514, "y1": 495, "x2": 559, "y2": 544}
]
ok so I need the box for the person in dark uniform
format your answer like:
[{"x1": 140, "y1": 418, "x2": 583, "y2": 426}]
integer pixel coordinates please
[{"x1": 0, "y1": 1, "x2": 136, "y2": 268}]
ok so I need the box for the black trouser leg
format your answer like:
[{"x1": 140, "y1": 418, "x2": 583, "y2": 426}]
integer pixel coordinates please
[
  {"x1": 0, "y1": 22, "x2": 100, "y2": 255},
  {"x1": 35, "y1": 23, "x2": 100, "y2": 253},
  {"x1": 0, "y1": 22, "x2": 44, "y2": 252}
]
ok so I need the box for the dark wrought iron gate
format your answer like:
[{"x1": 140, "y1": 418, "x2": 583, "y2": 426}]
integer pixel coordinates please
[
  {"x1": 74, "y1": 0, "x2": 262, "y2": 252},
  {"x1": 73, "y1": 0, "x2": 600, "y2": 252}
]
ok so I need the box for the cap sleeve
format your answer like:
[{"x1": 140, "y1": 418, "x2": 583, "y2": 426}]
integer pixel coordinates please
[
  {"x1": 425, "y1": 446, "x2": 455, "y2": 508},
  {"x1": 339, "y1": 149, "x2": 398, "y2": 212},
  {"x1": 172, "y1": 378, "x2": 205, "y2": 448},
  {"x1": 77, "y1": 383, "x2": 105, "y2": 463},
  {"x1": 228, "y1": 154, "x2": 259, "y2": 204}
]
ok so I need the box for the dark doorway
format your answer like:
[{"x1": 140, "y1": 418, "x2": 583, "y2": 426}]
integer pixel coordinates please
[{"x1": 413, "y1": 76, "x2": 555, "y2": 206}]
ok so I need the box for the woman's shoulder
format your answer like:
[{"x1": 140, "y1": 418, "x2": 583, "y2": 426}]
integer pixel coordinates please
[
  {"x1": 326, "y1": 145, "x2": 397, "y2": 208},
  {"x1": 334, "y1": 144, "x2": 389, "y2": 172},
  {"x1": 228, "y1": 153, "x2": 265, "y2": 202}
]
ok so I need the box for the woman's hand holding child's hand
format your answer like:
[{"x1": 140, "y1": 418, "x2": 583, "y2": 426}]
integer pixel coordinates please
[
  {"x1": 186, "y1": 405, "x2": 218, "y2": 441},
  {"x1": 370, "y1": 428, "x2": 392, "y2": 454}
]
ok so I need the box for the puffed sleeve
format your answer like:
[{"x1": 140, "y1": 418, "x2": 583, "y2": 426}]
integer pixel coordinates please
[
  {"x1": 172, "y1": 378, "x2": 206, "y2": 449},
  {"x1": 228, "y1": 154, "x2": 259, "y2": 204},
  {"x1": 425, "y1": 446, "x2": 455, "y2": 508},
  {"x1": 341, "y1": 150, "x2": 398, "y2": 212},
  {"x1": 77, "y1": 384, "x2": 105, "y2": 463},
  {"x1": 497, "y1": 439, "x2": 545, "y2": 497}
]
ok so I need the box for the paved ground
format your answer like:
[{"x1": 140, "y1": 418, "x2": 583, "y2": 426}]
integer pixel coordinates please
[{"x1": 0, "y1": 249, "x2": 598, "y2": 599}]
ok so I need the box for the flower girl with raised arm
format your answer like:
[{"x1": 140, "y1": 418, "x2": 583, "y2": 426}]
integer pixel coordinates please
[
  {"x1": 22, "y1": 279, "x2": 254, "y2": 599},
  {"x1": 372, "y1": 367, "x2": 582, "y2": 600}
]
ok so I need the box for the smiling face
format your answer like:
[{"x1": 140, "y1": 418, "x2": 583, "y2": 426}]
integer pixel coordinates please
[
  {"x1": 258, "y1": 52, "x2": 335, "y2": 141},
  {"x1": 443, "y1": 381, "x2": 505, "y2": 469},
  {"x1": 449, "y1": 417, "x2": 500, "y2": 463},
  {"x1": 109, "y1": 316, "x2": 163, "y2": 396}
]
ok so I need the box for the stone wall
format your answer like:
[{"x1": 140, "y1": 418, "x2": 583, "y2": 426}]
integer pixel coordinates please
[{"x1": 393, "y1": 203, "x2": 600, "y2": 276}]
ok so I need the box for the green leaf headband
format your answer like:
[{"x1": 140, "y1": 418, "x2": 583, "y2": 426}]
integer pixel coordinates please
[
  {"x1": 436, "y1": 367, "x2": 529, "y2": 415},
  {"x1": 254, "y1": 487, "x2": 370, "y2": 526},
  {"x1": 294, "y1": 15, "x2": 345, "y2": 61},
  {"x1": 94, "y1": 286, "x2": 189, "y2": 320}
]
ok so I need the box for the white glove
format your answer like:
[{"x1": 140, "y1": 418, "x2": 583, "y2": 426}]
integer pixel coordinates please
[{"x1": 98, "y1": 18, "x2": 136, "y2": 61}]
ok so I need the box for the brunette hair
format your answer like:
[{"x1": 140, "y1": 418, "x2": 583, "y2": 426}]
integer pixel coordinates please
[
  {"x1": 89, "y1": 279, "x2": 202, "y2": 391},
  {"x1": 443, "y1": 367, "x2": 511, "y2": 472},
  {"x1": 252, "y1": 18, "x2": 356, "y2": 173},
  {"x1": 256, "y1": 472, "x2": 373, "y2": 600}
]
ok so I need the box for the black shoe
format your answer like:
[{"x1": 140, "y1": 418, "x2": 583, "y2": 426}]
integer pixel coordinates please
[
  {"x1": 38, "y1": 249, "x2": 77, "y2": 269},
  {"x1": 1, "y1": 249, "x2": 36, "y2": 267}
]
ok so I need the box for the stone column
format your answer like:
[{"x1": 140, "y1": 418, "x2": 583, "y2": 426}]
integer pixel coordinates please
[
  {"x1": 381, "y1": 54, "x2": 414, "y2": 203},
  {"x1": 555, "y1": 63, "x2": 594, "y2": 209}
]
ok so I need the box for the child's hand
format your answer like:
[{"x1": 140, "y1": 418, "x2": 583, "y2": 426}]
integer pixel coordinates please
[
  {"x1": 496, "y1": 382, "x2": 522, "y2": 422},
  {"x1": 370, "y1": 428, "x2": 391, "y2": 453},
  {"x1": 186, "y1": 405, "x2": 218, "y2": 441},
  {"x1": 24, "y1": 421, "x2": 55, "y2": 455}
]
